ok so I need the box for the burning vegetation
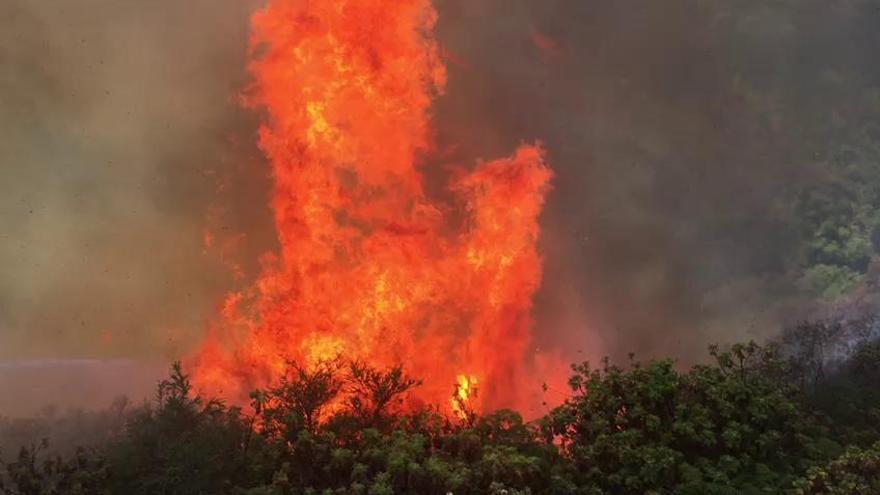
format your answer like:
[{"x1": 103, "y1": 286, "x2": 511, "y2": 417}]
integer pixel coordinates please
[
  {"x1": 190, "y1": 0, "x2": 554, "y2": 414},
  {"x1": 6, "y1": 0, "x2": 880, "y2": 494},
  {"x1": 3, "y1": 332, "x2": 880, "y2": 494}
]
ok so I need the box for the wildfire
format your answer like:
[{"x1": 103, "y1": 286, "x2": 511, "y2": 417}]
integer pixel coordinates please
[
  {"x1": 452, "y1": 375, "x2": 478, "y2": 417},
  {"x1": 190, "y1": 0, "x2": 553, "y2": 414}
]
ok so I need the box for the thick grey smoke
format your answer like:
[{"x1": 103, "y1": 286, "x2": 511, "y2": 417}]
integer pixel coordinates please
[
  {"x1": 432, "y1": 0, "x2": 880, "y2": 363},
  {"x1": 1, "y1": 0, "x2": 878, "y2": 413}
]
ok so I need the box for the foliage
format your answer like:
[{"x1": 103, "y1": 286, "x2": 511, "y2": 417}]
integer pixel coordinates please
[
  {"x1": 2, "y1": 335, "x2": 879, "y2": 494},
  {"x1": 540, "y1": 342, "x2": 825, "y2": 494},
  {"x1": 0, "y1": 441, "x2": 107, "y2": 495},
  {"x1": 251, "y1": 359, "x2": 345, "y2": 437},
  {"x1": 778, "y1": 317, "x2": 880, "y2": 446},
  {"x1": 711, "y1": 0, "x2": 880, "y2": 301},
  {"x1": 101, "y1": 362, "x2": 275, "y2": 495},
  {"x1": 242, "y1": 360, "x2": 557, "y2": 495},
  {"x1": 808, "y1": 340, "x2": 880, "y2": 447},
  {"x1": 791, "y1": 442, "x2": 880, "y2": 495}
]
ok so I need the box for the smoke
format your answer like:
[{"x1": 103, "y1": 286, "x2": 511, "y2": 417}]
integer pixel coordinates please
[
  {"x1": 0, "y1": 0, "x2": 271, "y2": 363},
  {"x1": 1, "y1": 0, "x2": 878, "y2": 413},
  {"x1": 0, "y1": 0, "x2": 275, "y2": 413},
  {"x1": 431, "y1": 0, "x2": 880, "y2": 363}
]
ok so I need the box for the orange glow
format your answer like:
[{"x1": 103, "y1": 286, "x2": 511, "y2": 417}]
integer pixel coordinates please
[
  {"x1": 452, "y1": 374, "x2": 478, "y2": 417},
  {"x1": 190, "y1": 0, "x2": 553, "y2": 414}
]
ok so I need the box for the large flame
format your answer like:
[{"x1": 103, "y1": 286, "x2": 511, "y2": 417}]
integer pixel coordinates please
[{"x1": 191, "y1": 0, "x2": 553, "y2": 413}]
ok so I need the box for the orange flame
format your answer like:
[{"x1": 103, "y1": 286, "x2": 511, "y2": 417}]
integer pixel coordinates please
[
  {"x1": 452, "y1": 374, "x2": 478, "y2": 417},
  {"x1": 190, "y1": 0, "x2": 553, "y2": 414}
]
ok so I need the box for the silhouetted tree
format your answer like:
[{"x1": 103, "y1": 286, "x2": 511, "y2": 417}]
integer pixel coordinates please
[
  {"x1": 252, "y1": 358, "x2": 345, "y2": 438},
  {"x1": 345, "y1": 361, "x2": 421, "y2": 429}
]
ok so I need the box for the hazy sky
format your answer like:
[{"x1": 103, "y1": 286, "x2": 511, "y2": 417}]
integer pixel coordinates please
[{"x1": 1, "y1": 0, "x2": 269, "y2": 362}]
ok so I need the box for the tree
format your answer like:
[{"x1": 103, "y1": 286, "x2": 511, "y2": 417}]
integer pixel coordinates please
[
  {"x1": 781, "y1": 321, "x2": 843, "y2": 390},
  {"x1": 252, "y1": 359, "x2": 345, "y2": 438},
  {"x1": 541, "y1": 342, "x2": 824, "y2": 494},
  {"x1": 345, "y1": 361, "x2": 421, "y2": 429},
  {"x1": 0, "y1": 440, "x2": 108, "y2": 495},
  {"x1": 792, "y1": 442, "x2": 880, "y2": 494},
  {"x1": 4, "y1": 335, "x2": 879, "y2": 495},
  {"x1": 104, "y1": 362, "x2": 273, "y2": 495}
]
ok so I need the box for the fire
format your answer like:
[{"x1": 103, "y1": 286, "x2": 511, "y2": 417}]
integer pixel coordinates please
[
  {"x1": 190, "y1": 0, "x2": 553, "y2": 413},
  {"x1": 452, "y1": 374, "x2": 478, "y2": 417}
]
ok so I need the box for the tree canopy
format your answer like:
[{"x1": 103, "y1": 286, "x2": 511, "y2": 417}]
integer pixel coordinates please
[{"x1": 3, "y1": 327, "x2": 879, "y2": 495}]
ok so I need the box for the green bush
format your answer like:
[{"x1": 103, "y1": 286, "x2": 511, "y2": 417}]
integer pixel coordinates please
[
  {"x1": 2, "y1": 337, "x2": 879, "y2": 495},
  {"x1": 791, "y1": 442, "x2": 880, "y2": 495}
]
